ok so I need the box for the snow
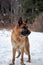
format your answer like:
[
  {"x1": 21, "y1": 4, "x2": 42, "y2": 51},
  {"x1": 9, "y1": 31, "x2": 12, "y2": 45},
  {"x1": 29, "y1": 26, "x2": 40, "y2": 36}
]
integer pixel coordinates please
[{"x1": 0, "y1": 29, "x2": 43, "y2": 65}]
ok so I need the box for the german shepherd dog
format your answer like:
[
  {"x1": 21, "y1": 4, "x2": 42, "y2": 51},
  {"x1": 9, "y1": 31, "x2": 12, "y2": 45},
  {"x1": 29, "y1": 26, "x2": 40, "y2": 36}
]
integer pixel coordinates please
[{"x1": 10, "y1": 17, "x2": 31, "y2": 65}]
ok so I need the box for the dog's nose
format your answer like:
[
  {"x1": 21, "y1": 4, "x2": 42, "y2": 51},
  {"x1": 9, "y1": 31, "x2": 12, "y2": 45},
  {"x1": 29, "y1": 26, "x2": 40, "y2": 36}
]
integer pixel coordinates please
[
  {"x1": 21, "y1": 29, "x2": 31, "y2": 36},
  {"x1": 26, "y1": 29, "x2": 31, "y2": 35}
]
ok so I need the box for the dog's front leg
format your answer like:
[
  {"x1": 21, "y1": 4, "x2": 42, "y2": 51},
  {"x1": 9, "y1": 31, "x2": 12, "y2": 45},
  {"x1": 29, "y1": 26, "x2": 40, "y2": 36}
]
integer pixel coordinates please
[
  {"x1": 27, "y1": 46, "x2": 31, "y2": 62},
  {"x1": 10, "y1": 48, "x2": 16, "y2": 65},
  {"x1": 25, "y1": 37, "x2": 31, "y2": 62},
  {"x1": 21, "y1": 48, "x2": 25, "y2": 65},
  {"x1": 27, "y1": 42, "x2": 31, "y2": 62}
]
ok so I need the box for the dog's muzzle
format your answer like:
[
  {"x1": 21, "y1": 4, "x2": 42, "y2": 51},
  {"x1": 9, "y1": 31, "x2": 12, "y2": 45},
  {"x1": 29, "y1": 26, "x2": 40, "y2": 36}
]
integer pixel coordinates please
[{"x1": 21, "y1": 29, "x2": 31, "y2": 36}]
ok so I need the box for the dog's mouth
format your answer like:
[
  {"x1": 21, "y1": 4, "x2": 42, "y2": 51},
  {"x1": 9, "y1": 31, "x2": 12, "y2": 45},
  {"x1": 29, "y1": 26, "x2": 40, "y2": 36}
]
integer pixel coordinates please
[{"x1": 21, "y1": 29, "x2": 31, "y2": 36}]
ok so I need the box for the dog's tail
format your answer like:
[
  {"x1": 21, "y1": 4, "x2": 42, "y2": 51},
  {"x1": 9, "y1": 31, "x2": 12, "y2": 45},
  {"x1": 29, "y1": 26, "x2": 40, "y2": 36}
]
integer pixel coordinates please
[{"x1": 16, "y1": 50, "x2": 21, "y2": 58}]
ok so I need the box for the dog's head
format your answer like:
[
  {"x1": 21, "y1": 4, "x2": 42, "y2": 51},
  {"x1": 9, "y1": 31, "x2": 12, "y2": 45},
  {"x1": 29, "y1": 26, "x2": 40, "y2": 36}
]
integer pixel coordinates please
[{"x1": 18, "y1": 17, "x2": 31, "y2": 37}]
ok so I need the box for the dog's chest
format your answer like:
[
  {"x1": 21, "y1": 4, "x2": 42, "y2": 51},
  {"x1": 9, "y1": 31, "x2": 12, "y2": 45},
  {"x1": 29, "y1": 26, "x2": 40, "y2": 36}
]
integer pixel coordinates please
[
  {"x1": 13, "y1": 41, "x2": 25, "y2": 49},
  {"x1": 12, "y1": 34, "x2": 25, "y2": 49}
]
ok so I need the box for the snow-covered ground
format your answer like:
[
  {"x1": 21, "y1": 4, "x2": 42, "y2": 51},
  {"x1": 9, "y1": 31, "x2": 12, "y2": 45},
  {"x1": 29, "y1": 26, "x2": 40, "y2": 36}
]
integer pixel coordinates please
[{"x1": 0, "y1": 29, "x2": 43, "y2": 65}]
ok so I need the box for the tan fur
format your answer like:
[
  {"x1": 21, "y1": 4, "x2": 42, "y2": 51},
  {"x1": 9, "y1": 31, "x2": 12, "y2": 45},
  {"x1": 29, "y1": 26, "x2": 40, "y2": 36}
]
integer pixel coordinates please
[{"x1": 10, "y1": 23, "x2": 31, "y2": 65}]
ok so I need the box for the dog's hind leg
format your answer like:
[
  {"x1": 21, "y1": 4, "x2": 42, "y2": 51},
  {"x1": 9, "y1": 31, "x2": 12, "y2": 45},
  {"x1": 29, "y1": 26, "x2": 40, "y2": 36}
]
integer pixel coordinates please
[{"x1": 10, "y1": 48, "x2": 16, "y2": 65}]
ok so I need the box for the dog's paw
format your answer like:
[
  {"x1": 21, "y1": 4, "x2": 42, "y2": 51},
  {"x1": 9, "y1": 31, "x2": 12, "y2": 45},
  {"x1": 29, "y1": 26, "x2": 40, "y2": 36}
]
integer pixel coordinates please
[
  {"x1": 9, "y1": 64, "x2": 12, "y2": 65},
  {"x1": 21, "y1": 63, "x2": 25, "y2": 65},
  {"x1": 21, "y1": 62, "x2": 25, "y2": 65},
  {"x1": 9, "y1": 63, "x2": 14, "y2": 65},
  {"x1": 27, "y1": 60, "x2": 31, "y2": 63}
]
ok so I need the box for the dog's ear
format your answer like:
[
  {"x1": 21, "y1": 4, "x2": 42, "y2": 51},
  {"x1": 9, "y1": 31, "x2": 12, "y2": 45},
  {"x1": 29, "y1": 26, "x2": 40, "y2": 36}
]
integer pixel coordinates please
[{"x1": 18, "y1": 17, "x2": 23, "y2": 26}]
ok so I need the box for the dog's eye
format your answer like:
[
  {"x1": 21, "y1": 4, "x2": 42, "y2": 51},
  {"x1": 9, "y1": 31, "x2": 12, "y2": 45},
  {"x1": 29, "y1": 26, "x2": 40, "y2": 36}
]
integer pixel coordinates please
[{"x1": 22, "y1": 26, "x2": 26, "y2": 29}]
